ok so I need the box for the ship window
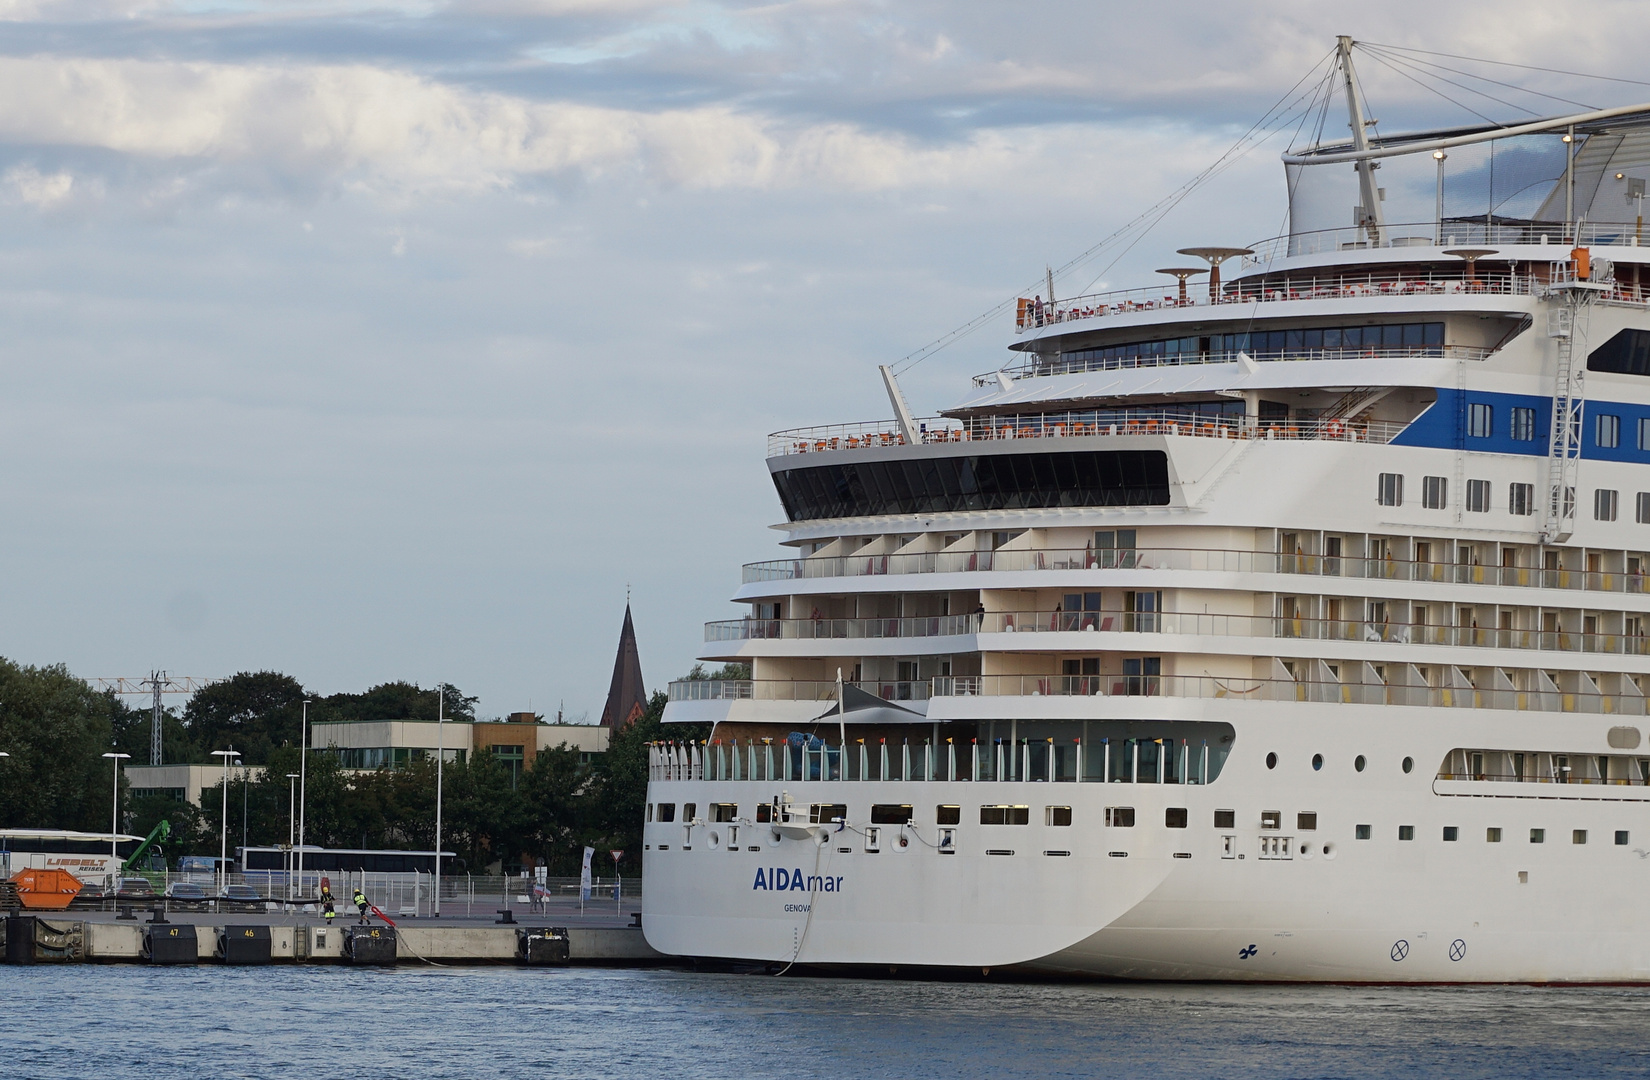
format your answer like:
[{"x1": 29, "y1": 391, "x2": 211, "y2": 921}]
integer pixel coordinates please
[
  {"x1": 1214, "y1": 809, "x2": 1235, "y2": 829},
  {"x1": 1531, "y1": 828, "x2": 1545, "y2": 843},
  {"x1": 1164, "y1": 807, "x2": 1187, "y2": 828},
  {"x1": 1617, "y1": 830, "x2": 1630, "y2": 845},
  {"x1": 1398, "y1": 825, "x2": 1415, "y2": 841},
  {"x1": 772, "y1": 451, "x2": 1171, "y2": 521},
  {"x1": 1467, "y1": 479, "x2": 1491, "y2": 513},
  {"x1": 1312, "y1": 754, "x2": 1323, "y2": 771},
  {"x1": 1443, "y1": 826, "x2": 1459, "y2": 841},
  {"x1": 755, "y1": 804, "x2": 772, "y2": 823},
  {"x1": 1265, "y1": 752, "x2": 1278, "y2": 770},
  {"x1": 1355, "y1": 754, "x2": 1366, "y2": 772},
  {"x1": 870, "y1": 804, "x2": 913, "y2": 825},
  {"x1": 1573, "y1": 829, "x2": 1588, "y2": 845},
  {"x1": 1638, "y1": 493, "x2": 1650, "y2": 524},
  {"x1": 1597, "y1": 414, "x2": 1621, "y2": 448},
  {"x1": 981, "y1": 805, "x2": 1030, "y2": 825},
  {"x1": 656, "y1": 803, "x2": 676, "y2": 823},
  {"x1": 1510, "y1": 482, "x2": 1535, "y2": 516},
  {"x1": 1260, "y1": 810, "x2": 1281, "y2": 830},
  {"x1": 1104, "y1": 807, "x2": 1135, "y2": 827},
  {"x1": 646, "y1": 803, "x2": 653, "y2": 822},
  {"x1": 1641, "y1": 418, "x2": 1650, "y2": 450},
  {"x1": 1422, "y1": 476, "x2": 1448, "y2": 510},
  {"x1": 1487, "y1": 828, "x2": 1502, "y2": 843},
  {"x1": 810, "y1": 803, "x2": 847, "y2": 824},
  {"x1": 1403, "y1": 756, "x2": 1414, "y2": 774},
  {"x1": 1510, "y1": 407, "x2": 1537, "y2": 441},
  {"x1": 1297, "y1": 812, "x2": 1317, "y2": 831},
  {"x1": 1587, "y1": 328, "x2": 1650, "y2": 375},
  {"x1": 1596, "y1": 489, "x2": 1619, "y2": 522},
  {"x1": 711, "y1": 803, "x2": 738, "y2": 823},
  {"x1": 1046, "y1": 806, "x2": 1073, "y2": 827},
  {"x1": 1356, "y1": 824, "x2": 1372, "y2": 840},
  {"x1": 936, "y1": 804, "x2": 960, "y2": 825},
  {"x1": 1377, "y1": 472, "x2": 1403, "y2": 507},
  {"x1": 683, "y1": 802, "x2": 697, "y2": 821},
  {"x1": 1468, "y1": 403, "x2": 1492, "y2": 438}
]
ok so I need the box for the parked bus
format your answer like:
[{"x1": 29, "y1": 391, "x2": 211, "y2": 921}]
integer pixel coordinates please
[{"x1": 0, "y1": 829, "x2": 145, "y2": 884}]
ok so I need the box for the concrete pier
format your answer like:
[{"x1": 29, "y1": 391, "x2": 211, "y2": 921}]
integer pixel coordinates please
[{"x1": 2, "y1": 908, "x2": 667, "y2": 966}]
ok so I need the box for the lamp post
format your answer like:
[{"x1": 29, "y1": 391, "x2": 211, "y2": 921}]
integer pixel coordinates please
[
  {"x1": 211, "y1": 749, "x2": 239, "y2": 895},
  {"x1": 1433, "y1": 150, "x2": 1447, "y2": 245},
  {"x1": 298, "y1": 699, "x2": 310, "y2": 899},
  {"x1": 435, "y1": 686, "x2": 444, "y2": 918},
  {"x1": 101, "y1": 752, "x2": 130, "y2": 887},
  {"x1": 286, "y1": 772, "x2": 300, "y2": 901}
]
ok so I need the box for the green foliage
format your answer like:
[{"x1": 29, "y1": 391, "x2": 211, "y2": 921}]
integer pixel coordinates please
[
  {"x1": 183, "y1": 671, "x2": 309, "y2": 765},
  {"x1": 0, "y1": 659, "x2": 133, "y2": 832}
]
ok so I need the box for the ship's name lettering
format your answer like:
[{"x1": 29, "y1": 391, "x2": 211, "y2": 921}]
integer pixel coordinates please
[{"x1": 752, "y1": 868, "x2": 843, "y2": 892}]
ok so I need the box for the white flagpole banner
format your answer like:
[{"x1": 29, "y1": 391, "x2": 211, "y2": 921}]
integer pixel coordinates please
[{"x1": 580, "y1": 846, "x2": 594, "y2": 904}]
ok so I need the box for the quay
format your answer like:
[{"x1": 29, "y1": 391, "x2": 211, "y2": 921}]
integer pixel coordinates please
[{"x1": 2, "y1": 898, "x2": 667, "y2": 967}]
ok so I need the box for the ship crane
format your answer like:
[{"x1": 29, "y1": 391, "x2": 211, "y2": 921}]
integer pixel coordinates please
[{"x1": 93, "y1": 672, "x2": 216, "y2": 766}]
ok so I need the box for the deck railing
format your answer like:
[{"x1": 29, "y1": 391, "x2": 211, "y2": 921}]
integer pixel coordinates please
[
  {"x1": 666, "y1": 673, "x2": 1649, "y2": 716},
  {"x1": 741, "y1": 545, "x2": 1650, "y2": 598},
  {"x1": 1243, "y1": 220, "x2": 1650, "y2": 263},
  {"x1": 979, "y1": 345, "x2": 1491, "y2": 384},
  {"x1": 706, "y1": 610, "x2": 1650, "y2": 659},
  {"x1": 770, "y1": 411, "x2": 1406, "y2": 457}
]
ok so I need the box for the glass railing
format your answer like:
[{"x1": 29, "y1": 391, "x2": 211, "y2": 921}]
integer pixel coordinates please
[
  {"x1": 741, "y1": 545, "x2": 1650, "y2": 598},
  {"x1": 667, "y1": 679, "x2": 929, "y2": 703},
  {"x1": 979, "y1": 345, "x2": 1491, "y2": 384}
]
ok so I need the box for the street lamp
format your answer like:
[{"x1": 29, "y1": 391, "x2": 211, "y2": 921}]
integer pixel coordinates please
[
  {"x1": 298, "y1": 700, "x2": 311, "y2": 899},
  {"x1": 211, "y1": 749, "x2": 239, "y2": 895},
  {"x1": 101, "y1": 752, "x2": 130, "y2": 886},
  {"x1": 286, "y1": 772, "x2": 300, "y2": 901},
  {"x1": 435, "y1": 686, "x2": 444, "y2": 918},
  {"x1": 1433, "y1": 150, "x2": 1447, "y2": 245}
]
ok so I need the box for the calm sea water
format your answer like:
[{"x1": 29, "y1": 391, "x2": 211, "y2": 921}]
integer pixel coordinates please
[{"x1": 7, "y1": 966, "x2": 1648, "y2": 1079}]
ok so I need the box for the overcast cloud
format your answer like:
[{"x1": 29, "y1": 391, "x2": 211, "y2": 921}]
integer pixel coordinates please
[{"x1": 1, "y1": 0, "x2": 1646, "y2": 720}]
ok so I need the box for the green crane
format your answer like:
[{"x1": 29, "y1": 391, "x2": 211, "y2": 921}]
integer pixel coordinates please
[{"x1": 121, "y1": 819, "x2": 170, "y2": 874}]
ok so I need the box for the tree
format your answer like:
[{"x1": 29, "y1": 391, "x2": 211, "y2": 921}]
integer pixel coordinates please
[
  {"x1": 0, "y1": 659, "x2": 133, "y2": 832},
  {"x1": 585, "y1": 688, "x2": 709, "y2": 874},
  {"x1": 182, "y1": 671, "x2": 310, "y2": 765}
]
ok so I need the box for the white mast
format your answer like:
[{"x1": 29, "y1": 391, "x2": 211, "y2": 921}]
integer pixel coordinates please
[{"x1": 1337, "y1": 35, "x2": 1385, "y2": 247}]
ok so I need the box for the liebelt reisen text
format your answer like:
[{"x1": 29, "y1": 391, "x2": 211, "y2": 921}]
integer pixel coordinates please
[{"x1": 752, "y1": 868, "x2": 843, "y2": 892}]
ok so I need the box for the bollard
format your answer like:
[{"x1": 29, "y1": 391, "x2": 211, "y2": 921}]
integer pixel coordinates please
[{"x1": 495, "y1": 908, "x2": 517, "y2": 925}]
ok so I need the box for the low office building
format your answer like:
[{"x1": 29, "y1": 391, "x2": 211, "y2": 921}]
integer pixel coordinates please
[
  {"x1": 312, "y1": 712, "x2": 608, "y2": 784},
  {"x1": 125, "y1": 763, "x2": 263, "y2": 806}
]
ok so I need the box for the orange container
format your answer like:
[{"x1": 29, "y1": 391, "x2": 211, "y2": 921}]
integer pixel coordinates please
[{"x1": 13, "y1": 867, "x2": 84, "y2": 910}]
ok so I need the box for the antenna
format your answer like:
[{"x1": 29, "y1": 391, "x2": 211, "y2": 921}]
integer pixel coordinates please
[
  {"x1": 879, "y1": 365, "x2": 919, "y2": 445},
  {"x1": 1336, "y1": 36, "x2": 1386, "y2": 246}
]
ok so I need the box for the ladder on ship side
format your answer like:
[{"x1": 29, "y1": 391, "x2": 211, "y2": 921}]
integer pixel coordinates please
[{"x1": 1542, "y1": 281, "x2": 1599, "y2": 544}]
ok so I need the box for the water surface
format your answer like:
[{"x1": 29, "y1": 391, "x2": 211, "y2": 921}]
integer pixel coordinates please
[{"x1": 9, "y1": 966, "x2": 1647, "y2": 1078}]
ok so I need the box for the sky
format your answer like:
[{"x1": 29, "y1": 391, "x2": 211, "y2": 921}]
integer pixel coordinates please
[{"x1": 2, "y1": 0, "x2": 1648, "y2": 722}]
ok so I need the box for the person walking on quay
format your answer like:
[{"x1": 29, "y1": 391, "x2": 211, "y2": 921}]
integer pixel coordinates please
[
  {"x1": 322, "y1": 890, "x2": 336, "y2": 922},
  {"x1": 353, "y1": 886, "x2": 370, "y2": 924}
]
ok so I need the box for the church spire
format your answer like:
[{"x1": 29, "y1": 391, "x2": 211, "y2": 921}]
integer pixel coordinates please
[{"x1": 600, "y1": 603, "x2": 647, "y2": 728}]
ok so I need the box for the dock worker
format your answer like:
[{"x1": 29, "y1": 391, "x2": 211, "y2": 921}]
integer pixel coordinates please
[{"x1": 353, "y1": 887, "x2": 370, "y2": 923}]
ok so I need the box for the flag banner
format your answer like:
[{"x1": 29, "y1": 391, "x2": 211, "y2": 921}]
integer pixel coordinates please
[{"x1": 580, "y1": 846, "x2": 594, "y2": 903}]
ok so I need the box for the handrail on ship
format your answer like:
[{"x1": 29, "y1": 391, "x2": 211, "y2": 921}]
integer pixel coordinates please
[
  {"x1": 664, "y1": 674, "x2": 1650, "y2": 718},
  {"x1": 769, "y1": 412, "x2": 1407, "y2": 458},
  {"x1": 975, "y1": 345, "x2": 1491, "y2": 385},
  {"x1": 739, "y1": 546, "x2": 1650, "y2": 596},
  {"x1": 1010, "y1": 267, "x2": 1649, "y2": 334},
  {"x1": 704, "y1": 609, "x2": 1650, "y2": 659},
  {"x1": 1241, "y1": 220, "x2": 1650, "y2": 264}
]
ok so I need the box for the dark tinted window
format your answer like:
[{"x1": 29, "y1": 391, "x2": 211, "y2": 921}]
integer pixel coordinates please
[
  {"x1": 773, "y1": 450, "x2": 1170, "y2": 520},
  {"x1": 871, "y1": 804, "x2": 913, "y2": 824},
  {"x1": 1588, "y1": 329, "x2": 1650, "y2": 375}
]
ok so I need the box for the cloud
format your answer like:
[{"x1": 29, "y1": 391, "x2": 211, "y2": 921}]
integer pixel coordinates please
[{"x1": 4, "y1": 164, "x2": 74, "y2": 207}]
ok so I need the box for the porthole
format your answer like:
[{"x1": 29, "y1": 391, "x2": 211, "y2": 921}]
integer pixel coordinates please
[
  {"x1": 707, "y1": 831, "x2": 721, "y2": 850},
  {"x1": 1300, "y1": 843, "x2": 1315, "y2": 859},
  {"x1": 1402, "y1": 756, "x2": 1414, "y2": 774},
  {"x1": 1266, "y1": 752, "x2": 1278, "y2": 770},
  {"x1": 1312, "y1": 753, "x2": 1324, "y2": 771},
  {"x1": 1354, "y1": 755, "x2": 1366, "y2": 773},
  {"x1": 1321, "y1": 842, "x2": 1337, "y2": 860}
]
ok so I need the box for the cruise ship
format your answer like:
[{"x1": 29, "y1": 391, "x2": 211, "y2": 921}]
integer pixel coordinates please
[{"x1": 642, "y1": 39, "x2": 1650, "y2": 981}]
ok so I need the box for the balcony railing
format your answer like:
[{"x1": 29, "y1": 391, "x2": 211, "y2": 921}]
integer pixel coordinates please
[
  {"x1": 1242, "y1": 220, "x2": 1650, "y2": 263},
  {"x1": 707, "y1": 609, "x2": 1650, "y2": 659},
  {"x1": 979, "y1": 345, "x2": 1491, "y2": 384},
  {"x1": 741, "y1": 544, "x2": 1650, "y2": 598},
  {"x1": 770, "y1": 411, "x2": 1406, "y2": 457},
  {"x1": 667, "y1": 674, "x2": 1648, "y2": 715},
  {"x1": 668, "y1": 679, "x2": 929, "y2": 703}
]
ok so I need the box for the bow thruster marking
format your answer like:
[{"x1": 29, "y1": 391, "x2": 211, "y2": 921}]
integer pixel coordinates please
[
  {"x1": 1238, "y1": 944, "x2": 1258, "y2": 960},
  {"x1": 1391, "y1": 939, "x2": 1410, "y2": 962},
  {"x1": 1449, "y1": 939, "x2": 1467, "y2": 962}
]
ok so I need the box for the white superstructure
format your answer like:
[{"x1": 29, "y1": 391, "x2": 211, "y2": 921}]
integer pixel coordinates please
[{"x1": 642, "y1": 40, "x2": 1650, "y2": 981}]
